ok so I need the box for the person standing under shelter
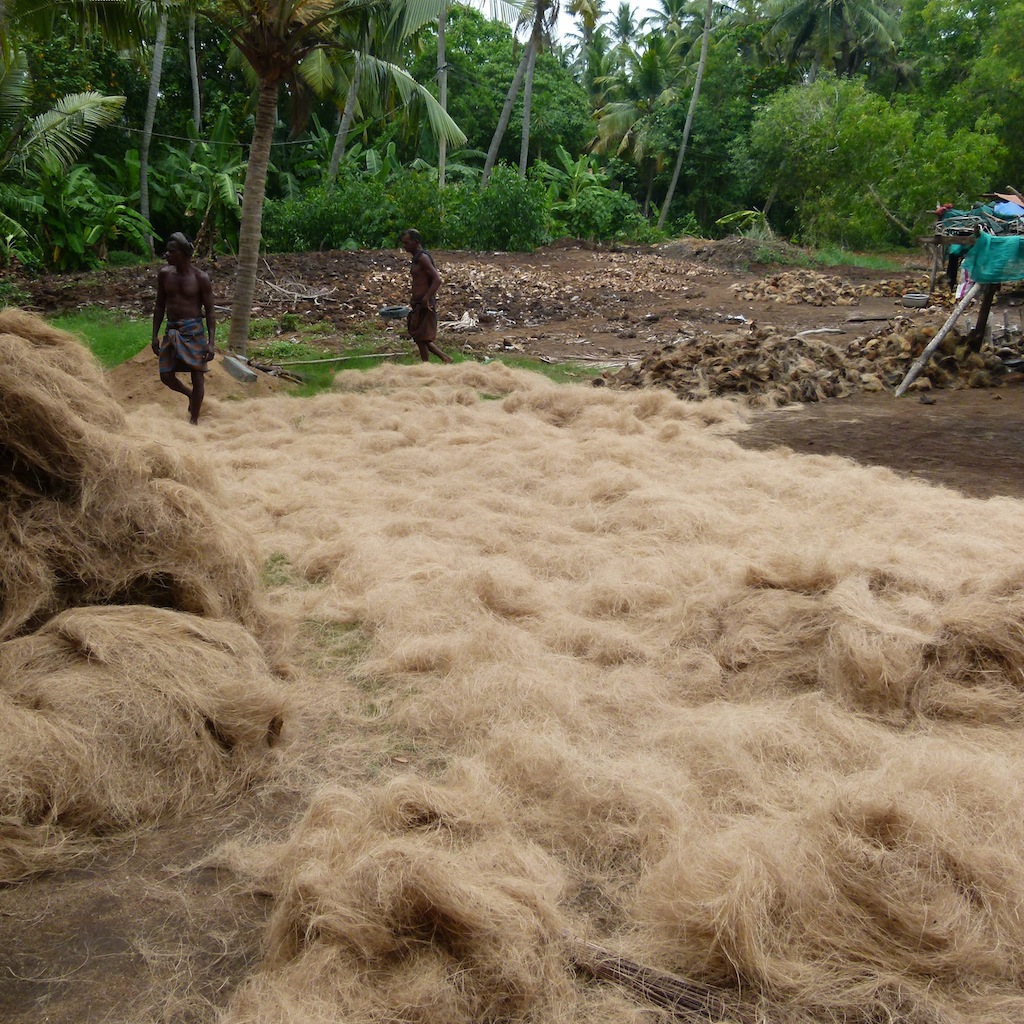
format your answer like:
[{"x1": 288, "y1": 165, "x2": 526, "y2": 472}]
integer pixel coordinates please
[
  {"x1": 401, "y1": 228, "x2": 453, "y2": 364},
  {"x1": 152, "y1": 232, "x2": 217, "y2": 424}
]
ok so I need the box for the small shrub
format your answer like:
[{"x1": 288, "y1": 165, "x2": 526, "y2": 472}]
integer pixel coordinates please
[{"x1": 465, "y1": 166, "x2": 549, "y2": 251}]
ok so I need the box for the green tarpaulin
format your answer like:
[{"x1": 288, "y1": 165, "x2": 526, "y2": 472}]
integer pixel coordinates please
[{"x1": 962, "y1": 232, "x2": 1024, "y2": 284}]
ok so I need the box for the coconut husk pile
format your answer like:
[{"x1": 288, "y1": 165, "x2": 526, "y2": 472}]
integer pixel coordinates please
[
  {"x1": 0, "y1": 309, "x2": 287, "y2": 882},
  {"x1": 600, "y1": 321, "x2": 1005, "y2": 405},
  {"x1": 731, "y1": 271, "x2": 862, "y2": 306},
  {"x1": 856, "y1": 274, "x2": 933, "y2": 298}
]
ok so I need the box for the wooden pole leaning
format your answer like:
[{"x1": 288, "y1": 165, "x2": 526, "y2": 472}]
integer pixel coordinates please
[{"x1": 894, "y1": 281, "x2": 982, "y2": 398}]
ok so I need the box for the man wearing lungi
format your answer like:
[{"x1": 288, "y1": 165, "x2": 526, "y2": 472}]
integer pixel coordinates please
[
  {"x1": 151, "y1": 232, "x2": 217, "y2": 424},
  {"x1": 401, "y1": 229, "x2": 453, "y2": 364}
]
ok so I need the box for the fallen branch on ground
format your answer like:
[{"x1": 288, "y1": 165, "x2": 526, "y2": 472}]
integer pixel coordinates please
[{"x1": 568, "y1": 938, "x2": 753, "y2": 1023}]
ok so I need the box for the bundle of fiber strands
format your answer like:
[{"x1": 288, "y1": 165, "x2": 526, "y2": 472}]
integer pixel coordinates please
[
  {"x1": 0, "y1": 605, "x2": 289, "y2": 884},
  {"x1": 221, "y1": 768, "x2": 597, "y2": 1024},
  {"x1": 0, "y1": 308, "x2": 277, "y2": 651}
]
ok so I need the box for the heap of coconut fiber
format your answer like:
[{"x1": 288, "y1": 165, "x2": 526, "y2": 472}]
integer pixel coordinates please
[
  {"x1": 0, "y1": 308, "x2": 277, "y2": 648},
  {"x1": 0, "y1": 605, "x2": 288, "y2": 884},
  {"x1": 221, "y1": 769, "x2": 599, "y2": 1024},
  {"x1": 601, "y1": 320, "x2": 1005, "y2": 405}
]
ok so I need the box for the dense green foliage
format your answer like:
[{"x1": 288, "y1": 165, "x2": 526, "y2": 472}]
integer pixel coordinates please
[
  {"x1": 3, "y1": 0, "x2": 1024, "y2": 268},
  {"x1": 263, "y1": 165, "x2": 552, "y2": 251}
]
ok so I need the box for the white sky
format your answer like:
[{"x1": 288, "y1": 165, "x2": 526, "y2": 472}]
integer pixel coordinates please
[{"x1": 468, "y1": 1, "x2": 656, "y2": 46}]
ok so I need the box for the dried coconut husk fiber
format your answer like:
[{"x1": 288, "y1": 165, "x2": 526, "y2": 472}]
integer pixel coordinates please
[
  {"x1": 180, "y1": 363, "x2": 1024, "y2": 1024},
  {"x1": 0, "y1": 605, "x2": 289, "y2": 884},
  {"x1": 0, "y1": 308, "x2": 279, "y2": 652},
  {"x1": 0, "y1": 309, "x2": 288, "y2": 884}
]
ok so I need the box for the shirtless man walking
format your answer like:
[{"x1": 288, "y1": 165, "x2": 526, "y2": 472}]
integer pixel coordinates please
[
  {"x1": 151, "y1": 232, "x2": 217, "y2": 423},
  {"x1": 401, "y1": 228, "x2": 453, "y2": 364}
]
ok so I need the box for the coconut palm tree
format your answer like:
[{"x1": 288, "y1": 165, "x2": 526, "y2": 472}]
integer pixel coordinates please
[
  {"x1": 762, "y1": 0, "x2": 900, "y2": 82},
  {"x1": 0, "y1": 0, "x2": 149, "y2": 53},
  {"x1": 481, "y1": 0, "x2": 558, "y2": 185},
  {"x1": 657, "y1": 0, "x2": 712, "y2": 229},
  {"x1": 203, "y1": 0, "x2": 464, "y2": 355},
  {"x1": 139, "y1": 6, "x2": 169, "y2": 254},
  {"x1": 592, "y1": 32, "x2": 680, "y2": 214},
  {"x1": 326, "y1": 2, "x2": 460, "y2": 182}
]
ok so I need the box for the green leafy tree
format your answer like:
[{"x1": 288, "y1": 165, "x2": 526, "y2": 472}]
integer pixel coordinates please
[{"x1": 750, "y1": 74, "x2": 1002, "y2": 246}]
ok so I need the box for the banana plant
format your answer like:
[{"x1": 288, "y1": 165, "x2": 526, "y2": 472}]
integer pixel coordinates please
[{"x1": 155, "y1": 106, "x2": 247, "y2": 254}]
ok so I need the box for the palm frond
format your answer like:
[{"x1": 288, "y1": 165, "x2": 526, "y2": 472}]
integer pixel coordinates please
[
  {"x1": 22, "y1": 92, "x2": 125, "y2": 172},
  {"x1": 358, "y1": 52, "x2": 466, "y2": 146},
  {"x1": 298, "y1": 47, "x2": 335, "y2": 94}
]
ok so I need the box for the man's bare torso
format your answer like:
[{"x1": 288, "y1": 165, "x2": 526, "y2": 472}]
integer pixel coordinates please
[
  {"x1": 409, "y1": 251, "x2": 437, "y2": 305},
  {"x1": 159, "y1": 264, "x2": 210, "y2": 321}
]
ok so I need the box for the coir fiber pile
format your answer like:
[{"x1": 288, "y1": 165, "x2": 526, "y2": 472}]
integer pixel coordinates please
[{"x1": 0, "y1": 310, "x2": 287, "y2": 882}]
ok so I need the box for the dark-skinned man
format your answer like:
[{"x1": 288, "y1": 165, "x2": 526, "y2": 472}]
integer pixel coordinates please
[
  {"x1": 401, "y1": 228, "x2": 453, "y2": 364},
  {"x1": 152, "y1": 232, "x2": 216, "y2": 424}
]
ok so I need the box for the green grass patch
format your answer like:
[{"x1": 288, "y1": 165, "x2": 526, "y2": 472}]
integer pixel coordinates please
[
  {"x1": 52, "y1": 308, "x2": 150, "y2": 367},
  {"x1": 749, "y1": 241, "x2": 907, "y2": 273},
  {"x1": 0, "y1": 278, "x2": 29, "y2": 307},
  {"x1": 251, "y1": 339, "x2": 334, "y2": 362},
  {"x1": 261, "y1": 552, "x2": 295, "y2": 587},
  {"x1": 299, "y1": 619, "x2": 371, "y2": 676},
  {"x1": 493, "y1": 355, "x2": 605, "y2": 385},
  {"x1": 809, "y1": 246, "x2": 907, "y2": 272}
]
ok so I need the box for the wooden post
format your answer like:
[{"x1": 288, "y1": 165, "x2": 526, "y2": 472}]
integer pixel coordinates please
[
  {"x1": 894, "y1": 282, "x2": 982, "y2": 398},
  {"x1": 967, "y1": 283, "x2": 998, "y2": 353},
  {"x1": 928, "y1": 241, "x2": 942, "y2": 293}
]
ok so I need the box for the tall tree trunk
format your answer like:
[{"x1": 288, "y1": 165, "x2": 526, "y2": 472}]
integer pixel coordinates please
[
  {"x1": 228, "y1": 78, "x2": 278, "y2": 356},
  {"x1": 643, "y1": 163, "x2": 655, "y2": 217},
  {"x1": 186, "y1": 10, "x2": 201, "y2": 158},
  {"x1": 481, "y1": 44, "x2": 532, "y2": 188},
  {"x1": 437, "y1": 0, "x2": 448, "y2": 189},
  {"x1": 656, "y1": 0, "x2": 712, "y2": 231},
  {"x1": 140, "y1": 9, "x2": 168, "y2": 256},
  {"x1": 518, "y1": 32, "x2": 539, "y2": 178},
  {"x1": 327, "y1": 62, "x2": 361, "y2": 184}
]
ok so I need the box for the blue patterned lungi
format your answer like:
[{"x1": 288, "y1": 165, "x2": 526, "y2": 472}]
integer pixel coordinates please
[{"x1": 159, "y1": 318, "x2": 211, "y2": 373}]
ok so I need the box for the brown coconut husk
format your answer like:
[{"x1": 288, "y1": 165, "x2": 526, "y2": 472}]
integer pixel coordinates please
[
  {"x1": 0, "y1": 605, "x2": 289, "y2": 883},
  {"x1": 0, "y1": 308, "x2": 280, "y2": 655}
]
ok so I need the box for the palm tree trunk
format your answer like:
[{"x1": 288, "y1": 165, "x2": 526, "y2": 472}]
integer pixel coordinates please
[
  {"x1": 518, "y1": 32, "x2": 539, "y2": 178},
  {"x1": 482, "y1": 44, "x2": 532, "y2": 188},
  {"x1": 186, "y1": 10, "x2": 201, "y2": 158},
  {"x1": 228, "y1": 78, "x2": 278, "y2": 356},
  {"x1": 656, "y1": 0, "x2": 712, "y2": 231},
  {"x1": 438, "y1": 0, "x2": 448, "y2": 189},
  {"x1": 140, "y1": 9, "x2": 168, "y2": 256},
  {"x1": 327, "y1": 63, "x2": 361, "y2": 184}
]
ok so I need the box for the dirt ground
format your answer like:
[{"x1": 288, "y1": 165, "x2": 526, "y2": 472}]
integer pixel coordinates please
[
  {"x1": 4, "y1": 238, "x2": 1024, "y2": 1024},
  {"x1": 20, "y1": 236, "x2": 1024, "y2": 500}
]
